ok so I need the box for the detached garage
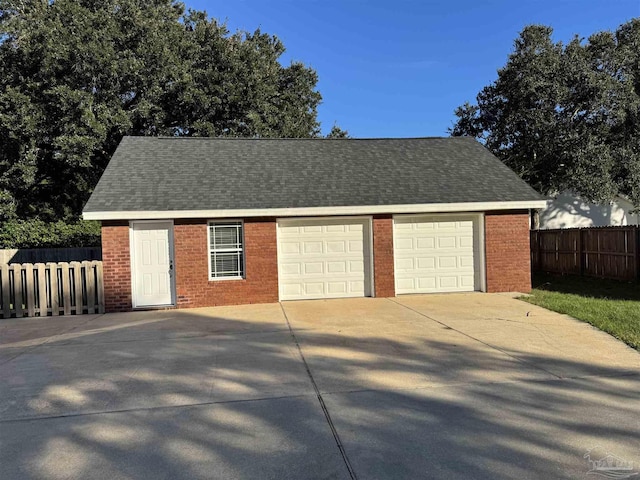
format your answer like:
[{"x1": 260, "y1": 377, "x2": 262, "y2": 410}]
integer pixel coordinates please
[{"x1": 83, "y1": 136, "x2": 546, "y2": 312}]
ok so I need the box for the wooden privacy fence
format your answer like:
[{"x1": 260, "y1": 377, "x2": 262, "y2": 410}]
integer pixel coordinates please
[
  {"x1": 0, "y1": 261, "x2": 104, "y2": 319},
  {"x1": 0, "y1": 247, "x2": 101, "y2": 264},
  {"x1": 531, "y1": 226, "x2": 640, "y2": 281}
]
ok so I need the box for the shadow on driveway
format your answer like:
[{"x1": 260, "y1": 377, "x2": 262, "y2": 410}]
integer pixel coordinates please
[{"x1": 0, "y1": 298, "x2": 639, "y2": 479}]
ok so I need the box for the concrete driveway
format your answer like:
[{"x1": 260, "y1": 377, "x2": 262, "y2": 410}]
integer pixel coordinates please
[{"x1": 1, "y1": 294, "x2": 639, "y2": 479}]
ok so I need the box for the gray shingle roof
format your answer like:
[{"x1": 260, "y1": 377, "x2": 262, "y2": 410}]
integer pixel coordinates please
[{"x1": 83, "y1": 136, "x2": 544, "y2": 215}]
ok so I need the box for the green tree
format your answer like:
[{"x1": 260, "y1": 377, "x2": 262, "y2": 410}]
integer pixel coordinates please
[
  {"x1": 325, "y1": 124, "x2": 350, "y2": 138},
  {"x1": 0, "y1": 0, "x2": 328, "y2": 221},
  {"x1": 451, "y1": 21, "x2": 640, "y2": 208}
]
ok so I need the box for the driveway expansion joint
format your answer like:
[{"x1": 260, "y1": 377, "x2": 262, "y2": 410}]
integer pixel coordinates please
[
  {"x1": 317, "y1": 370, "x2": 640, "y2": 397},
  {"x1": 0, "y1": 392, "x2": 316, "y2": 424},
  {"x1": 0, "y1": 314, "x2": 108, "y2": 367},
  {"x1": 279, "y1": 303, "x2": 359, "y2": 480},
  {"x1": 388, "y1": 298, "x2": 564, "y2": 380}
]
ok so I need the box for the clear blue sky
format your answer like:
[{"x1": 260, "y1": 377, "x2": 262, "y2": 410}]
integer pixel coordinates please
[{"x1": 190, "y1": 0, "x2": 639, "y2": 138}]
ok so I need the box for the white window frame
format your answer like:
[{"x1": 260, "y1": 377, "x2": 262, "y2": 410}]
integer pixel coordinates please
[{"x1": 207, "y1": 220, "x2": 245, "y2": 281}]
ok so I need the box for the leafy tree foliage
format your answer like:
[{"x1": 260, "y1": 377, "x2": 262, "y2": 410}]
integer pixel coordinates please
[
  {"x1": 0, "y1": 0, "x2": 329, "y2": 221},
  {"x1": 0, "y1": 218, "x2": 101, "y2": 248},
  {"x1": 451, "y1": 21, "x2": 640, "y2": 208},
  {"x1": 325, "y1": 124, "x2": 350, "y2": 138}
]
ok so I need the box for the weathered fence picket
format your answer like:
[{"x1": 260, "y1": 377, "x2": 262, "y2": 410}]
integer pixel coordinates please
[
  {"x1": 14, "y1": 264, "x2": 23, "y2": 318},
  {"x1": 37, "y1": 263, "x2": 47, "y2": 316},
  {"x1": 0, "y1": 261, "x2": 104, "y2": 319},
  {"x1": 1, "y1": 264, "x2": 10, "y2": 318}
]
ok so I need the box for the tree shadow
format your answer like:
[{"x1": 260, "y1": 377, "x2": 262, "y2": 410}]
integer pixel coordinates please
[
  {"x1": 539, "y1": 192, "x2": 637, "y2": 229},
  {"x1": 1, "y1": 305, "x2": 639, "y2": 479},
  {"x1": 532, "y1": 272, "x2": 640, "y2": 301}
]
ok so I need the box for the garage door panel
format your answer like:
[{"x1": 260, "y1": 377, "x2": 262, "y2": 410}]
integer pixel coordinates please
[
  {"x1": 303, "y1": 242, "x2": 323, "y2": 254},
  {"x1": 459, "y1": 235, "x2": 474, "y2": 248},
  {"x1": 280, "y1": 242, "x2": 300, "y2": 255},
  {"x1": 438, "y1": 236, "x2": 456, "y2": 248},
  {"x1": 397, "y1": 278, "x2": 415, "y2": 290},
  {"x1": 438, "y1": 256, "x2": 457, "y2": 268},
  {"x1": 305, "y1": 283, "x2": 324, "y2": 295},
  {"x1": 395, "y1": 238, "x2": 414, "y2": 250},
  {"x1": 461, "y1": 276, "x2": 475, "y2": 287},
  {"x1": 349, "y1": 260, "x2": 364, "y2": 273},
  {"x1": 282, "y1": 284, "x2": 302, "y2": 296},
  {"x1": 460, "y1": 256, "x2": 474, "y2": 268},
  {"x1": 327, "y1": 282, "x2": 347, "y2": 294},
  {"x1": 348, "y1": 240, "x2": 363, "y2": 252},
  {"x1": 415, "y1": 222, "x2": 435, "y2": 230},
  {"x1": 418, "y1": 277, "x2": 437, "y2": 289},
  {"x1": 278, "y1": 225, "x2": 300, "y2": 235},
  {"x1": 416, "y1": 237, "x2": 435, "y2": 249},
  {"x1": 280, "y1": 263, "x2": 301, "y2": 275},
  {"x1": 304, "y1": 262, "x2": 323, "y2": 274},
  {"x1": 417, "y1": 257, "x2": 436, "y2": 270},
  {"x1": 327, "y1": 261, "x2": 346, "y2": 273},
  {"x1": 327, "y1": 241, "x2": 345, "y2": 253},
  {"x1": 278, "y1": 218, "x2": 371, "y2": 301},
  {"x1": 439, "y1": 276, "x2": 459, "y2": 289},
  {"x1": 437, "y1": 221, "x2": 457, "y2": 229},
  {"x1": 396, "y1": 258, "x2": 413, "y2": 270},
  {"x1": 395, "y1": 215, "x2": 479, "y2": 294}
]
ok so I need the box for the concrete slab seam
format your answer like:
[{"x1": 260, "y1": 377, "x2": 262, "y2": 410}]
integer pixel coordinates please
[
  {"x1": 0, "y1": 314, "x2": 105, "y2": 367},
  {"x1": 279, "y1": 302, "x2": 359, "y2": 480},
  {"x1": 387, "y1": 298, "x2": 564, "y2": 380},
  {"x1": 0, "y1": 392, "x2": 315, "y2": 424},
  {"x1": 317, "y1": 371, "x2": 640, "y2": 397},
  {"x1": 14, "y1": 328, "x2": 292, "y2": 349}
]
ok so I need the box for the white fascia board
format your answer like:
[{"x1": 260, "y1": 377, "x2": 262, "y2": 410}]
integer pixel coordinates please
[{"x1": 82, "y1": 200, "x2": 548, "y2": 221}]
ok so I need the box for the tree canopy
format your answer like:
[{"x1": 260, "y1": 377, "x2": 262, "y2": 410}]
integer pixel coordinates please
[
  {"x1": 451, "y1": 20, "x2": 640, "y2": 208},
  {"x1": 0, "y1": 0, "x2": 337, "y2": 221}
]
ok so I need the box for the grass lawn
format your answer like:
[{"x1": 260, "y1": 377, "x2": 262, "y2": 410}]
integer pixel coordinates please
[{"x1": 521, "y1": 273, "x2": 640, "y2": 350}]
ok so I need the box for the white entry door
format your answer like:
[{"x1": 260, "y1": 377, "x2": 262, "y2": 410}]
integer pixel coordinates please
[
  {"x1": 131, "y1": 221, "x2": 175, "y2": 307},
  {"x1": 394, "y1": 215, "x2": 481, "y2": 294},
  {"x1": 277, "y1": 218, "x2": 372, "y2": 301}
]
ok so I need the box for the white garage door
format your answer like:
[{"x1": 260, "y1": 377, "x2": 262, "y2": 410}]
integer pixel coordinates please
[
  {"x1": 277, "y1": 218, "x2": 371, "y2": 301},
  {"x1": 394, "y1": 215, "x2": 480, "y2": 294}
]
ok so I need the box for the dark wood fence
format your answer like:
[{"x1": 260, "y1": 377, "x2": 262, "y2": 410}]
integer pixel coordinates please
[
  {"x1": 0, "y1": 247, "x2": 102, "y2": 264},
  {"x1": 531, "y1": 226, "x2": 640, "y2": 281}
]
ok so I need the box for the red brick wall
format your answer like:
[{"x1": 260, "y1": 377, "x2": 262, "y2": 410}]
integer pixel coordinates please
[
  {"x1": 101, "y1": 221, "x2": 132, "y2": 312},
  {"x1": 372, "y1": 215, "x2": 395, "y2": 297},
  {"x1": 173, "y1": 219, "x2": 279, "y2": 308},
  {"x1": 484, "y1": 211, "x2": 532, "y2": 293},
  {"x1": 100, "y1": 213, "x2": 532, "y2": 312}
]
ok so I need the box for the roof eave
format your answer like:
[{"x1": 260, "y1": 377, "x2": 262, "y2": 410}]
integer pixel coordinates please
[{"x1": 83, "y1": 200, "x2": 548, "y2": 221}]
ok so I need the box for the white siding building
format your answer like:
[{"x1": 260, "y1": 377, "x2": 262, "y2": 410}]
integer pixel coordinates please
[{"x1": 539, "y1": 191, "x2": 639, "y2": 229}]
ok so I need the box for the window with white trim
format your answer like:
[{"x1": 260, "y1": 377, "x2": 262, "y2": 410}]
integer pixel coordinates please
[{"x1": 208, "y1": 221, "x2": 244, "y2": 279}]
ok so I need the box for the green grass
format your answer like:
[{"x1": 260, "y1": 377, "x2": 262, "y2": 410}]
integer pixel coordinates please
[{"x1": 521, "y1": 273, "x2": 640, "y2": 350}]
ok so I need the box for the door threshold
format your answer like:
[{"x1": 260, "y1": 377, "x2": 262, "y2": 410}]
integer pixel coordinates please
[{"x1": 132, "y1": 304, "x2": 176, "y2": 310}]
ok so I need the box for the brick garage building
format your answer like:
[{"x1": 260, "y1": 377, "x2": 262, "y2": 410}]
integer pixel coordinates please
[{"x1": 83, "y1": 137, "x2": 546, "y2": 312}]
